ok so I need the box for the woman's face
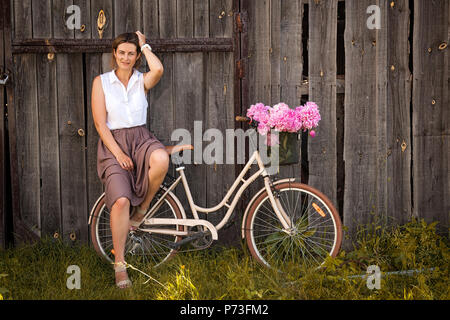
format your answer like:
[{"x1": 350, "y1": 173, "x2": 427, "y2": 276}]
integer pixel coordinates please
[{"x1": 113, "y1": 42, "x2": 140, "y2": 70}]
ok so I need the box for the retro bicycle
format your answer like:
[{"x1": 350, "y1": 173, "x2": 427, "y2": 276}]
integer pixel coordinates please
[{"x1": 89, "y1": 116, "x2": 342, "y2": 272}]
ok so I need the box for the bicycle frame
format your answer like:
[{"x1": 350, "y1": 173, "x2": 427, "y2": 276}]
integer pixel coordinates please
[{"x1": 141, "y1": 149, "x2": 293, "y2": 239}]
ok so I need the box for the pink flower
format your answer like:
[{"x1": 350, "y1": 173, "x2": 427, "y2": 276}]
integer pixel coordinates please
[
  {"x1": 295, "y1": 102, "x2": 321, "y2": 131},
  {"x1": 309, "y1": 130, "x2": 316, "y2": 137},
  {"x1": 246, "y1": 101, "x2": 321, "y2": 136}
]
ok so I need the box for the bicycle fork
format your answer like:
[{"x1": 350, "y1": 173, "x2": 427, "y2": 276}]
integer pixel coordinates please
[{"x1": 263, "y1": 175, "x2": 293, "y2": 231}]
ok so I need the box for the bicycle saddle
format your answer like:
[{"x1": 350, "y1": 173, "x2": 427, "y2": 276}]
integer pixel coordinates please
[{"x1": 165, "y1": 144, "x2": 194, "y2": 156}]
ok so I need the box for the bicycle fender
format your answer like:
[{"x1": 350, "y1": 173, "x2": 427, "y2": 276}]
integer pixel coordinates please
[
  {"x1": 241, "y1": 178, "x2": 296, "y2": 238},
  {"x1": 88, "y1": 192, "x2": 106, "y2": 225}
]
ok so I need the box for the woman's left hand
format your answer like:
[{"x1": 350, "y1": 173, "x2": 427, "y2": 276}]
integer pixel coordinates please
[{"x1": 136, "y1": 31, "x2": 146, "y2": 48}]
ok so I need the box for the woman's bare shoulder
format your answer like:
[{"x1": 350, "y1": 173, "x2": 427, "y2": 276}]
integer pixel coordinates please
[{"x1": 92, "y1": 75, "x2": 103, "y2": 90}]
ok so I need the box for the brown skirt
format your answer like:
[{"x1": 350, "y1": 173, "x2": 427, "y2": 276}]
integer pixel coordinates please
[{"x1": 97, "y1": 125, "x2": 166, "y2": 211}]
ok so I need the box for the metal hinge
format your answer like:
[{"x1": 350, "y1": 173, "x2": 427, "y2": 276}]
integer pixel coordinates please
[
  {"x1": 234, "y1": 11, "x2": 248, "y2": 33},
  {"x1": 236, "y1": 59, "x2": 243, "y2": 79}
]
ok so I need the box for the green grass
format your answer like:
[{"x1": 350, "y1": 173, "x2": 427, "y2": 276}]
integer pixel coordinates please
[{"x1": 0, "y1": 218, "x2": 448, "y2": 300}]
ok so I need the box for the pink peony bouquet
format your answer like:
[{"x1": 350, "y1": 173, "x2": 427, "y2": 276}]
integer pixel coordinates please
[{"x1": 246, "y1": 102, "x2": 321, "y2": 145}]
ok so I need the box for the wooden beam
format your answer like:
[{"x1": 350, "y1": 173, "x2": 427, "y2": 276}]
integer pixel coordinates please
[{"x1": 12, "y1": 38, "x2": 234, "y2": 53}]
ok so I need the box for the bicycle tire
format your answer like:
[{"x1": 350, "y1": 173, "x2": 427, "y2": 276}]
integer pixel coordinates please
[
  {"x1": 90, "y1": 189, "x2": 183, "y2": 268},
  {"x1": 245, "y1": 182, "x2": 342, "y2": 271}
]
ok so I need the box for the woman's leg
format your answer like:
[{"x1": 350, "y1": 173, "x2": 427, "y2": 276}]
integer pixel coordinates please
[
  {"x1": 110, "y1": 197, "x2": 131, "y2": 284},
  {"x1": 131, "y1": 148, "x2": 169, "y2": 221}
]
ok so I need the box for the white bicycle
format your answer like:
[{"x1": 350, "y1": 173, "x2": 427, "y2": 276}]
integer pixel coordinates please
[{"x1": 89, "y1": 116, "x2": 343, "y2": 271}]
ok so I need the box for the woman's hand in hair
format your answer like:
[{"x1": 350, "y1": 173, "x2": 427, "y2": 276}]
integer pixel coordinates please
[{"x1": 135, "y1": 31, "x2": 146, "y2": 48}]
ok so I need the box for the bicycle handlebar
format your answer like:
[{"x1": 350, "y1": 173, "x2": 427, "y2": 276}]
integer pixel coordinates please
[{"x1": 235, "y1": 116, "x2": 250, "y2": 122}]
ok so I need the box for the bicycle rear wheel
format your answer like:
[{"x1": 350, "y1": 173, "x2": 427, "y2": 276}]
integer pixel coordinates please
[
  {"x1": 90, "y1": 189, "x2": 183, "y2": 268},
  {"x1": 245, "y1": 182, "x2": 342, "y2": 271}
]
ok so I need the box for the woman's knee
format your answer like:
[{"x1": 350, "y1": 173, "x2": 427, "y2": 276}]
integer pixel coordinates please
[
  {"x1": 112, "y1": 197, "x2": 130, "y2": 211},
  {"x1": 150, "y1": 149, "x2": 169, "y2": 171}
]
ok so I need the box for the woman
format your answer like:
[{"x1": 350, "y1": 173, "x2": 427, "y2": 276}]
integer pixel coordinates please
[{"x1": 92, "y1": 31, "x2": 169, "y2": 288}]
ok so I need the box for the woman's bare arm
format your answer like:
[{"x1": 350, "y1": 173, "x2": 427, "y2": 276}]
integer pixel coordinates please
[
  {"x1": 91, "y1": 76, "x2": 134, "y2": 171},
  {"x1": 135, "y1": 31, "x2": 164, "y2": 94}
]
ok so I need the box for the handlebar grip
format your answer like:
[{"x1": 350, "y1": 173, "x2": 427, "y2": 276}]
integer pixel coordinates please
[{"x1": 235, "y1": 116, "x2": 250, "y2": 122}]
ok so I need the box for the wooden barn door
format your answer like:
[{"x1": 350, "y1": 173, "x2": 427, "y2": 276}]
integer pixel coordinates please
[{"x1": 5, "y1": 0, "x2": 244, "y2": 245}]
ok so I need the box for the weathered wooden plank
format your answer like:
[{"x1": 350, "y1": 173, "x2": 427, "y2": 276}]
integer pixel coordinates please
[
  {"x1": 194, "y1": 0, "x2": 209, "y2": 37},
  {"x1": 32, "y1": 0, "x2": 52, "y2": 38},
  {"x1": 241, "y1": 0, "x2": 271, "y2": 204},
  {"x1": 177, "y1": 0, "x2": 194, "y2": 38},
  {"x1": 36, "y1": 53, "x2": 62, "y2": 238},
  {"x1": 13, "y1": 0, "x2": 32, "y2": 39},
  {"x1": 308, "y1": 0, "x2": 338, "y2": 207},
  {"x1": 86, "y1": 53, "x2": 104, "y2": 226},
  {"x1": 206, "y1": 0, "x2": 236, "y2": 243},
  {"x1": 142, "y1": 0, "x2": 159, "y2": 38},
  {"x1": 74, "y1": 0, "x2": 91, "y2": 39},
  {"x1": 91, "y1": 0, "x2": 113, "y2": 39},
  {"x1": 53, "y1": 0, "x2": 75, "y2": 39},
  {"x1": 383, "y1": 0, "x2": 412, "y2": 226},
  {"x1": 269, "y1": 0, "x2": 304, "y2": 184},
  {"x1": 0, "y1": 2, "x2": 6, "y2": 248},
  {"x1": 57, "y1": 53, "x2": 88, "y2": 243},
  {"x1": 210, "y1": 0, "x2": 234, "y2": 38},
  {"x1": 144, "y1": 2, "x2": 176, "y2": 205},
  {"x1": 159, "y1": 0, "x2": 177, "y2": 39},
  {"x1": 114, "y1": 0, "x2": 141, "y2": 36},
  {"x1": 412, "y1": 0, "x2": 449, "y2": 234},
  {"x1": 343, "y1": 0, "x2": 379, "y2": 244},
  {"x1": 173, "y1": 52, "x2": 207, "y2": 216},
  {"x1": 173, "y1": 0, "x2": 206, "y2": 215},
  {"x1": 14, "y1": 54, "x2": 40, "y2": 236}
]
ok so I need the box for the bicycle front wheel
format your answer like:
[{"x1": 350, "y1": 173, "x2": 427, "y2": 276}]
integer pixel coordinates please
[
  {"x1": 90, "y1": 189, "x2": 183, "y2": 268},
  {"x1": 245, "y1": 182, "x2": 342, "y2": 271}
]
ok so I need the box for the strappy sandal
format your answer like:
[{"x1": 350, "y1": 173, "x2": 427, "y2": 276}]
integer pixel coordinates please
[
  {"x1": 129, "y1": 206, "x2": 147, "y2": 230},
  {"x1": 114, "y1": 261, "x2": 132, "y2": 289}
]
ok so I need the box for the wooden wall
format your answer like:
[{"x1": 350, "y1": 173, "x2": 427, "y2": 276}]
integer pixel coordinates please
[
  {"x1": 2, "y1": 0, "x2": 449, "y2": 248},
  {"x1": 7, "y1": 0, "x2": 237, "y2": 244},
  {"x1": 242, "y1": 0, "x2": 449, "y2": 247}
]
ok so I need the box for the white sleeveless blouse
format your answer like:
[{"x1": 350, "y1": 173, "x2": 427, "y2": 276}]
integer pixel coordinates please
[{"x1": 100, "y1": 68, "x2": 148, "y2": 130}]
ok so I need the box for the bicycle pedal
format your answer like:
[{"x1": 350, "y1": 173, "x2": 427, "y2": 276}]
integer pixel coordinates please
[{"x1": 168, "y1": 231, "x2": 209, "y2": 250}]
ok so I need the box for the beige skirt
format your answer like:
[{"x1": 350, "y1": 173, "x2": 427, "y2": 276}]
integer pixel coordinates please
[{"x1": 97, "y1": 125, "x2": 166, "y2": 211}]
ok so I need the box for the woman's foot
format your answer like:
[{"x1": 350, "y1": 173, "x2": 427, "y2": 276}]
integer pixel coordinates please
[
  {"x1": 129, "y1": 206, "x2": 147, "y2": 230},
  {"x1": 114, "y1": 261, "x2": 132, "y2": 289}
]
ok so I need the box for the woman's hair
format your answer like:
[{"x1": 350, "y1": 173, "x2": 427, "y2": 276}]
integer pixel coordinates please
[{"x1": 110, "y1": 32, "x2": 142, "y2": 70}]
